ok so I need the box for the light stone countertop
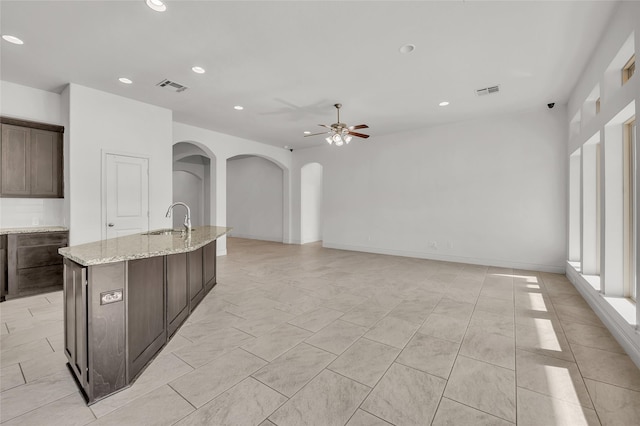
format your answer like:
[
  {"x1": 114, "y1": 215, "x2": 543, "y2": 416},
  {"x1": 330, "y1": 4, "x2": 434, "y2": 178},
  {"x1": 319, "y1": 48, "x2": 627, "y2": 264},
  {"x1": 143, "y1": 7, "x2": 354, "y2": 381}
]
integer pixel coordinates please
[
  {"x1": 58, "y1": 226, "x2": 231, "y2": 266},
  {"x1": 0, "y1": 226, "x2": 68, "y2": 235}
]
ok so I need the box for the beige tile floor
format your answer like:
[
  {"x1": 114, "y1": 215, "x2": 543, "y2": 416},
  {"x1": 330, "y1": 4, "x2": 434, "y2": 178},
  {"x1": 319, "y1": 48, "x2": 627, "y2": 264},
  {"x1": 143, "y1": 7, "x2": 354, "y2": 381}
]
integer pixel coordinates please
[{"x1": 2, "y1": 237, "x2": 640, "y2": 425}]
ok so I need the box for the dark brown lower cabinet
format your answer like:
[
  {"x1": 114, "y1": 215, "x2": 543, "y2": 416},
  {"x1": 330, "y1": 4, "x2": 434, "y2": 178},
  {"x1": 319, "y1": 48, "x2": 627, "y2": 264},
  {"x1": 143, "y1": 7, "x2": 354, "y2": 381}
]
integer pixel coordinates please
[
  {"x1": 0, "y1": 236, "x2": 6, "y2": 301},
  {"x1": 189, "y1": 247, "x2": 204, "y2": 309},
  {"x1": 64, "y1": 259, "x2": 87, "y2": 389},
  {"x1": 204, "y1": 240, "x2": 217, "y2": 291},
  {"x1": 4, "y1": 230, "x2": 68, "y2": 300},
  {"x1": 128, "y1": 257, "x2": 166, "y2": 380},
  {"x1": 64, "y1": 241, "x2": 217, "y2": 404},
  {"x1": 167, "y1": 253, "x2": 188, "y2": 337},
  {"x1": 87, "y1": 263, "x2": 127, "y2": 400}
]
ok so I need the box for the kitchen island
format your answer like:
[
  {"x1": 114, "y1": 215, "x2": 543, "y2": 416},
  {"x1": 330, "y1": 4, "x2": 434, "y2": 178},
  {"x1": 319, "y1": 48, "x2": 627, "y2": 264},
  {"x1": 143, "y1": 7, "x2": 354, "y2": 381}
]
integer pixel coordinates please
[{"x1": 58, "y1": 226, "x2": 230, "y2": 404}]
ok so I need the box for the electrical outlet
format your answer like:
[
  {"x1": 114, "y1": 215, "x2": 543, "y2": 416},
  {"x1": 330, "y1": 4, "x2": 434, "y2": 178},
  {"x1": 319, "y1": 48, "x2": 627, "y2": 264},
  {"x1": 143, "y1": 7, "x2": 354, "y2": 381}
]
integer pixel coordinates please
[
  {"x1": 428, "y1": 241, "x2": 438, "y2": 249},
  {"x1": 31, "y1": 217, "x2": 39, "y2": 225},
  {"x1": 100, "y1": 289, "x2": 123, "y2": 305}
]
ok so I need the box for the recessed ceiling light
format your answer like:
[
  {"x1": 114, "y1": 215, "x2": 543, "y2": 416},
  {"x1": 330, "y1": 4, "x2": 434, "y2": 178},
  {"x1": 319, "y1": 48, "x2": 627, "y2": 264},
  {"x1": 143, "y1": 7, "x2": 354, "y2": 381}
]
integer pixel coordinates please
[
  {"x1": 234, "y1": 105, "x2": 244, "y2": 110},
  {"x1": 145, "y1": 0, "x2": 166, "y2": 12},
  {"x1": 118, "y1": 77, "x2": 133, "y2": 84},
  {"x1": 2, "y1": 35, "x2": 24, "y2": 45},
  {"x1": 303, "y1": 131, "x2": 311, "y2": 135},
  {"x1": 192, "y1": 66, "x2": 205, "y2": 74},
  {"x1": 399, "y1": 44, "x2": 415, "y2": 54},
  {"x1": 439, "y1": 101, "x2": 450, "y2": 106}
]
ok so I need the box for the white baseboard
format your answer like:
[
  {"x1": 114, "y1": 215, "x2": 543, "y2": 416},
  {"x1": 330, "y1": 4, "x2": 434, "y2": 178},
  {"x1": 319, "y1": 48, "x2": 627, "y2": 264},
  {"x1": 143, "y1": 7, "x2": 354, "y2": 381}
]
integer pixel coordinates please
[
  {"x1": 566, "y1": 263, "x2": 640, "y2": 369},
  {"x1": 321, "y1": 242, "x2": 565, "y2": 273},
  {"x1": 227, "y1": 233, "x2": 282, "y2": 243}
]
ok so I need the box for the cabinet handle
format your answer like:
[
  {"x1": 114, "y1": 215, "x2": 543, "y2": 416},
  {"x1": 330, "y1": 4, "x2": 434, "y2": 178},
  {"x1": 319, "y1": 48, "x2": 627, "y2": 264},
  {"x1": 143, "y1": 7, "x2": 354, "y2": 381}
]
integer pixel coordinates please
[{"x1": 108, "y1": 223, "x2": 115, "y2": 227}]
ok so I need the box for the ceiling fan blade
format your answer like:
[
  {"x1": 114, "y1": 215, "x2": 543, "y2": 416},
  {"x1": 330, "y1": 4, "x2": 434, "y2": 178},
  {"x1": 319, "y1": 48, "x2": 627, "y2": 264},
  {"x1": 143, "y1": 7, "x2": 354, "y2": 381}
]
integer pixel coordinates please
[
  {"x1": 348, "y1": 131, "x2": 370, "y2": 139},
  {"x1": 304, "y1": 131, "x2": 331, "y2": 137},
  {"x1": 349, "y1": 124, "x2": 369, "y2": 130},
  {"x1": 318, "y1": 124, "x2": 332, "y2": 129}
]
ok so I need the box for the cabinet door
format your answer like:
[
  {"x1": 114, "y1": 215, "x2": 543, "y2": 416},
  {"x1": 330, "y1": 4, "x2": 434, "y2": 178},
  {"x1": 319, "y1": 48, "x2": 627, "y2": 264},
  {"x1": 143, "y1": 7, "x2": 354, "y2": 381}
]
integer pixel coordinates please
[
  {"x1": 30, "y1": 129, "x2": 62, "y2": 197},
  {"x1": 1, "y1": 124, "x2": 30, "y2": 196},
  {"x1": 0, "y1": 236, "x2": 5, "y2": 301},
  {"x1": 128, "y1": 257, "x2": 166, "y2": 380},
  {"x1": 203, "y1": 241, "x2": 216, "y2": 291},
  {"x1": 63, "y1": 259, "x2": 87, "y2": 389},
  {"x1": 166, "y1": 253, "x2": 189, "y2": 337},
  {"x1": 188, "y1": 247, "x2": 204, "y2": 310}
]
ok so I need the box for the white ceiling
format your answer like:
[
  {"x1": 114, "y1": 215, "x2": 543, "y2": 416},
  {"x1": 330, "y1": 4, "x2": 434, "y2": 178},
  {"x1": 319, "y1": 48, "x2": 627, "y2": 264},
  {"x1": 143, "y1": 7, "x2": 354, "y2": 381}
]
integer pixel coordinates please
[{"x1": 1, "y1": 0, "x2": 618, "y2": 150}]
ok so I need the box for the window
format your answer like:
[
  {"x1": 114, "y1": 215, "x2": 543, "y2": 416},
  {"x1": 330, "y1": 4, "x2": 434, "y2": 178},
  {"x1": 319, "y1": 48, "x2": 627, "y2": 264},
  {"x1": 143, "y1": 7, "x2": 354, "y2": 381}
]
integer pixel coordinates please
[
  {"x1": 624, "y1": 117, "x2": 636, "y2": 300},
  {"x1": 596, "y1": 142, "x2": 602, "y2": 274},
  {"x1": 622, "y1": 54, "x2": 635, "y2": 85}
]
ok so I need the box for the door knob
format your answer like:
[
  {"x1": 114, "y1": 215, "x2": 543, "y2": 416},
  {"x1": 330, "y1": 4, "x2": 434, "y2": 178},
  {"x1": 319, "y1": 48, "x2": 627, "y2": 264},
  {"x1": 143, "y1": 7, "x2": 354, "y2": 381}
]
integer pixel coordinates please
[{"x1": 108, "y1": 223, "x2": 115, "y2": 227}]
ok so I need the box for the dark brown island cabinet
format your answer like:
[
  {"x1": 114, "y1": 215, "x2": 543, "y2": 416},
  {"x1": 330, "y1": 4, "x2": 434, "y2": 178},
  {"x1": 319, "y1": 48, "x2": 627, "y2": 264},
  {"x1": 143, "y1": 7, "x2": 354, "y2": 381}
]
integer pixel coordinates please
[
  {"x1": 59, "y1": 226, "x2": 230, "y2": 404},
  {"x1": 1, "y1": 117, "x2": 64, "y2": 198}
]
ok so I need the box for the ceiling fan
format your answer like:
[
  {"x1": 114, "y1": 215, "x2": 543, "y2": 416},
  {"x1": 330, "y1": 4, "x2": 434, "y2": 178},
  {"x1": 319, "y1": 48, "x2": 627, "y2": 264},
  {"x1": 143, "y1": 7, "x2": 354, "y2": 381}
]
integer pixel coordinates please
[{"x1": 304, "y1": 103, "x2": 370, "y2": 146}]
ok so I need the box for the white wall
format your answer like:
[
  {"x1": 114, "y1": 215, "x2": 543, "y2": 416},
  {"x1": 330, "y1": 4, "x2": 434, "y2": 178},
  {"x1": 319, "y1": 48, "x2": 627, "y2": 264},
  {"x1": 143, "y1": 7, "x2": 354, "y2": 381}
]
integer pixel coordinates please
[
  {"x1": 292, "y1": 107, "x2": 567, "y2": 272},
  {"x1": 173, "y1": 142, "x2": 213, "y2": 229},
  {"x1": 0, "y1": 81, "x2": 66, "y2": 228},
  {"x1": 301, "y1": 162, "x2": 323, "y2": 243},
  {"x1": 66, "y1": 83, "x2": 173, "y2": 244},
  {"x1": 173, "y1": 157, "x2": 207, "y2": 228},
  {"x1": 0, "y1": 199, "x2": 65, "y2": 228},
  {"x1": 227, "y1": 156, "x2": 283, "y2": 242},
  {"x1": 172, "y1": 122, "x2": 293, "y2": 255},
  {"x1": 0, "y1": 81, "x2": 62, "y2": 125}
]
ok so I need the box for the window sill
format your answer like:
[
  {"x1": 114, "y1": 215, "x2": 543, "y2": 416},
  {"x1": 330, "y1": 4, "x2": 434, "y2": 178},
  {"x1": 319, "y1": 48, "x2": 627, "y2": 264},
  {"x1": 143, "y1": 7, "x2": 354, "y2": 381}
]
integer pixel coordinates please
[
  {"x1": 603, "y1": 296, "x2": 637, "y2": 326},
  {"x1": 582, "y1": 274, "x2": 601, "y2": 291},
  {"x1": 567, "y1": 260, "x2": 581, "y2": 272},
  {"x1": 566, "y1": 260, "x2": 636, "y2": 327}
]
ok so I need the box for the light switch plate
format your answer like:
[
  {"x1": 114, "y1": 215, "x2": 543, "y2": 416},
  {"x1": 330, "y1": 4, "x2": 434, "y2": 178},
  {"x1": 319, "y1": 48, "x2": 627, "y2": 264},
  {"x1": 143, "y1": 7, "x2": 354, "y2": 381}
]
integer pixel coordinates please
[{"x1": 100, "y1": 289, "x2": 123, "y2": 305}]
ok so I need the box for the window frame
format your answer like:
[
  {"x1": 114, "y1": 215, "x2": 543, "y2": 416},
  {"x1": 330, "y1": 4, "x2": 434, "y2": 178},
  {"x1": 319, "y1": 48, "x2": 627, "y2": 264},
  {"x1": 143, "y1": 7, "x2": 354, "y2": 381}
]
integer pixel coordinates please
[
  {"x1": 622, "y1": 54, "x2": 635, "y2": 85},
  {"x1": 623, "y1": 117, "x2": 636, "y2": 301}
]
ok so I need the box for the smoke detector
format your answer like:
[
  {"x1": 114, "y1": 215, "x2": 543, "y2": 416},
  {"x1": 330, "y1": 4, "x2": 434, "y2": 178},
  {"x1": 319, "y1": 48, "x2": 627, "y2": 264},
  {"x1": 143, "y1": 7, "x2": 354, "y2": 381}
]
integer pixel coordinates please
[
  {"x1": 476, "y1": 85, "x2": 500, "y2": 96},
  {"x1": 156, "y1": 79, "x2": 188, "y2": 93}
]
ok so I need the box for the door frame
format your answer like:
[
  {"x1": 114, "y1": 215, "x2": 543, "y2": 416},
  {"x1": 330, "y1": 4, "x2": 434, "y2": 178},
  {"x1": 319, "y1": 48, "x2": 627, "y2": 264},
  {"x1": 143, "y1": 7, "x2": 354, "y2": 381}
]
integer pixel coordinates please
[{"x1": 101, "y1": 150, "x2": 150, "y2": 240}]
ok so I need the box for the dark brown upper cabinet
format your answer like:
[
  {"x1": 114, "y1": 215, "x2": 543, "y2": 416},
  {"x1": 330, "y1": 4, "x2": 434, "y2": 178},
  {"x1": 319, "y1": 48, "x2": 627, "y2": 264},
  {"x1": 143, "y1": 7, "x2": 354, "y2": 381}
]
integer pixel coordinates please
[{"x1": 0, "y1": 117, "x2": 63, "y2": 198}]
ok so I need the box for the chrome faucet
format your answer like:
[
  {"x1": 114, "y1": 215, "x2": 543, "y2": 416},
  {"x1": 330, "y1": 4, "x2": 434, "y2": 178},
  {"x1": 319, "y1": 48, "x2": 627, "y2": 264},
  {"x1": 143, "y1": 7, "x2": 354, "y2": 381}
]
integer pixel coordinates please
[{"x1": 165, "y1": 202, "x2": 192, "y2": 232}]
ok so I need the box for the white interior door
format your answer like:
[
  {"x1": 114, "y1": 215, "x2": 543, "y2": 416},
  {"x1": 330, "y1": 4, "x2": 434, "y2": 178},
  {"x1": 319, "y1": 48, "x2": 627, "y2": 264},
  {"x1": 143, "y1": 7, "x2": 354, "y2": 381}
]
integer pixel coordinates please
[{"x1": 104, "y1": 153, "x2": 149, "y2": 239}]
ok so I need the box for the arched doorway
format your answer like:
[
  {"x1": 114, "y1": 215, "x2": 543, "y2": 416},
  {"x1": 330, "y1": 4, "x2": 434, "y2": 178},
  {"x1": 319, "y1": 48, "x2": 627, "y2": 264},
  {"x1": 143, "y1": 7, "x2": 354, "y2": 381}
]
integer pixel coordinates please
[
  {"x1": 226, "y1": 155, "x2": 284, "y2": 242},
  {"x1": 301, "y1": 162, "x2": 323, "y2": 244},
  {"x1": 172, "y1": 142, "x2": 214, "y2": 227}
]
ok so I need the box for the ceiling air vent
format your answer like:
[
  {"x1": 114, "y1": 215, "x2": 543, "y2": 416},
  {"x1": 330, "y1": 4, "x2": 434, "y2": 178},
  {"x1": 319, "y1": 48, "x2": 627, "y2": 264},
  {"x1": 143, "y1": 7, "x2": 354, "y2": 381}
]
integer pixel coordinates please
[
  {"x1": 476, "y1": 85, "x2": 500, "y2": 96},
  {"x1": 156, "y1": 79, "x2": 188, "y2": 93}
]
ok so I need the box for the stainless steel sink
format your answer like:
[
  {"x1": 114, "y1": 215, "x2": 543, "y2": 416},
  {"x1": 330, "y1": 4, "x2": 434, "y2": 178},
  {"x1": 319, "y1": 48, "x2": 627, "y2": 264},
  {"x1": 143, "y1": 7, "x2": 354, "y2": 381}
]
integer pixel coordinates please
[{"x1": 142, "y1": 229, "x2": 185, "y2": 236}]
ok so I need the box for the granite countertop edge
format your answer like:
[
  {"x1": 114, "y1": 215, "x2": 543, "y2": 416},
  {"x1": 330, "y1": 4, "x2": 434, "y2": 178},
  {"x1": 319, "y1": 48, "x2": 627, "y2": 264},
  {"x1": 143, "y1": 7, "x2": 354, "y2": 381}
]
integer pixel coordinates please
[
  {"x1": 0, "y1": 226, "x2": 69, "y2": 235},
  {"x1": 58, "y1": 226, "x2": 231, "y2": 267}
]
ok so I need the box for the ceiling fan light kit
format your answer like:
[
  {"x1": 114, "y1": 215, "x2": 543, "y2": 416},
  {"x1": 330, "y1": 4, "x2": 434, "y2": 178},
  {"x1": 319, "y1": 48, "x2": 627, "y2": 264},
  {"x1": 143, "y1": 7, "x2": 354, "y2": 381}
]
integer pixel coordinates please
[{"x1": 306, "y1": 103, "x2": 370, "y2": 147}]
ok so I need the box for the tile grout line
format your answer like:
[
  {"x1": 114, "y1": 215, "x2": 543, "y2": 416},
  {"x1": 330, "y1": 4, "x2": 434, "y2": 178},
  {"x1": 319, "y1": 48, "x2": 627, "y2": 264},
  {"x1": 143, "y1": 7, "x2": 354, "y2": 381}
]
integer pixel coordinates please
[
  {"x1": 538, "y1": 272, "x2": 602, "y2": 421},
  {"x1": 348, "y1": 290, "x2": 442, "y2": 424},
  {"x1": 167, "y1": 359, "x2": 268, "y2": 416},
  {"x1": 432, "y1": 270, "x2": 489, "y2": 424},
  {"x1": 0, "y1": 385, "x2": 79, "y2": 424}
]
